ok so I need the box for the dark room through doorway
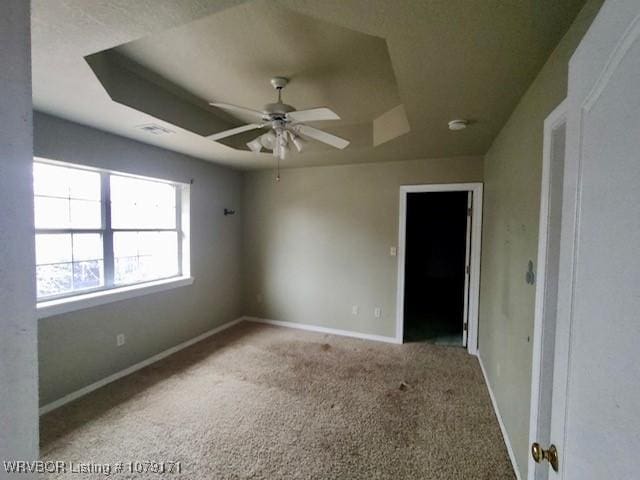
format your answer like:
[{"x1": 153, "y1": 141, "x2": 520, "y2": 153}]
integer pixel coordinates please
[{"x1": 403, "y1": 191, "x2": 470, "y2": 345}]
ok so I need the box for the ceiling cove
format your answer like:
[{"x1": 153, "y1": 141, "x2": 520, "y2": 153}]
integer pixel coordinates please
[
  {"x1": 31, "y1": 0, "x2": 586, "y2": 169},
  {"x1": 86, "y1": 2, "x2": 405, "y2": 159}
]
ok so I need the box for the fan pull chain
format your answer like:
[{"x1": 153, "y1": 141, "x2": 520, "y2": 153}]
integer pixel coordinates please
[{"x1": 276, "y1": 155, "x2": 281, "y2": 182}]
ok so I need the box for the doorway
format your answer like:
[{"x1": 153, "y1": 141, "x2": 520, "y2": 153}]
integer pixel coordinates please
[
  {"x1": 403, "y1": 191, "x2": 468, "y2": 345},
  {"x1": 396, "y1": 183, "x2": 483, "y2": 353}
]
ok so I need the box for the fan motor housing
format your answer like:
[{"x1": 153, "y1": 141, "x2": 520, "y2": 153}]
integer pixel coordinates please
[{"x1": 263, "y1": 102, "x2": 295, "y2": 116}]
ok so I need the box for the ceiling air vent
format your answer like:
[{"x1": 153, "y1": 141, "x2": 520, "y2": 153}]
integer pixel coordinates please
[{"x1": 136, "y1": 123, "x2": 175, "y2": 135}]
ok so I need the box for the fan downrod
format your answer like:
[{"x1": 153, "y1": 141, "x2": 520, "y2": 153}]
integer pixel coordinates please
[{"x1": 265, "y1": 77, "x2": 293, "y2": 115}]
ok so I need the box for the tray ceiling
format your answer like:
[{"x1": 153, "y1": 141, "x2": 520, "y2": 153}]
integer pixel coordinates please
[{"x1": 32, "y1": 0, "x2": 586, "y2": 170}]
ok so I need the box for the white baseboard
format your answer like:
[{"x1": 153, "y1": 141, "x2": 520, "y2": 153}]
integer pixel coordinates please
[
  {"x1": 40, "y1": 316, "x2": 400, "y2": 415},
  {"x1": 477, "y1": 353, "x2": 522, "y2": 480},
  {"x1": 243, "y1": 316, "x2": 401, "y2": 344},
  {"x1": 39, "y1": 317, "x2": 244, "y2": 415}
]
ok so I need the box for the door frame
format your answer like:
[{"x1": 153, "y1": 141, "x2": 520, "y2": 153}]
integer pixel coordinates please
[
  {"x1": 527, "y1": 99, "x2": 567, "y2": 480},
  {"x1": 395, "y1": 182, "x2": 483, "y2": 354}
]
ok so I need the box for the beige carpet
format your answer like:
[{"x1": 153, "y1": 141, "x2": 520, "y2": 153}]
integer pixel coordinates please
[{"x1": 41, "y1": 322, "x2": 515, "y2": 479}]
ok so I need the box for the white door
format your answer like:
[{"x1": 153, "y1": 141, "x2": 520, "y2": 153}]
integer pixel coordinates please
[
  {"x1": 528, "y1": 100, "x2": 567, "y2": 480},
  {"x1": 537, "y1": 1, "x2": 640, "y2": 478}
]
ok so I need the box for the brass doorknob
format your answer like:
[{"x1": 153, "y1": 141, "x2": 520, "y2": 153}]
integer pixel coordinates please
[{"x1": 531, "y1": 442, "x2": 559, "y2": 472}]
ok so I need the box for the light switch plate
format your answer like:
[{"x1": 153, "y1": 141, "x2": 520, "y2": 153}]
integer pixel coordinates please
[{"x1": 390, "y1": 246, "x2": 397, "y2": 256}]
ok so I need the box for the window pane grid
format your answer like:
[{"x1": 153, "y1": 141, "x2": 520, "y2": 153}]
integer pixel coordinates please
[
  {"x1": 34, "y1": 161, "x2": 183, "y2": 301},
  {"x1": 113, "y1": 231, "x2": 179, "y2": 285},
  {"x1": 35, "y1": 232, "x2": 105, "y2": 298},
  {"x1": 34, "y1": 193, "x2": 99, "y2": 201},
  {"x1": 110, "y1": 175, "x2": 177, "y2": 230},
  {"x1": 33, "y1": 163, "x2": 101, "y2": 201},
  {"x1": 36, "y1": 259, "x2": 103, "y2": 267},
  {"x1": 34, "y1": 163, "x2": 102, "y2": 231}
]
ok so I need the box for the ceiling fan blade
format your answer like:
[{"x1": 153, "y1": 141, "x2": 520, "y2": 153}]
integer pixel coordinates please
[
  {"x1": 206, "y1": 123, "x2": 263, "y2": 141},
  {"x1": 295, "y1": 124, "x2": 350, "y2": 150},
  {"x1": 287, "y1": 107, "x2": 340, "y2": 123},
  {"x1": 209, "y1": 102, "x2": 266, "y2": 121}
]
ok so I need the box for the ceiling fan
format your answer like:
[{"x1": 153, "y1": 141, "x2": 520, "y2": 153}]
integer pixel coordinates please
[{"x1": 207, "y1": 77, "x2": 349, "y2": 160}]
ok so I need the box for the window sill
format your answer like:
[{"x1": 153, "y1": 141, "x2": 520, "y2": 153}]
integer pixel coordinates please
[{"x1": 37, "y1": 276, "x2": 194, "y2": 319}]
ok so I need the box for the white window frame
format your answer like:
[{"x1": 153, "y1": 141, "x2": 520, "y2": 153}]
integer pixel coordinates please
[{"x1": 35, "y1": 158, "x2": 192, "y2": 319}]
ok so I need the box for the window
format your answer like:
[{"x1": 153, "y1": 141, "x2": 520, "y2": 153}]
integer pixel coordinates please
[{"x1": 34, "y1": 160, "x2": 189, "y2": 301}]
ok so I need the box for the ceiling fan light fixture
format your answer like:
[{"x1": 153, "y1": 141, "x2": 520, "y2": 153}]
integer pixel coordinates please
[
  {"x1": 247, "y1": 137, "x2": 263, "y2": 153},
  {"x1": 260, "y1": 131, "x2": 276, "y2": 150},
  {"x1": 291, "y1": 134, "x2": 305, "y2": 153},
  {"x1": 280, "y1": 143, "x2": 289, "y2": 160},
  {"x1": 209, "y1": 78, "x2": 350, "y2": 178},
  {"x1": 274, "y1": 132, "x2": 288, "y2": 160}
]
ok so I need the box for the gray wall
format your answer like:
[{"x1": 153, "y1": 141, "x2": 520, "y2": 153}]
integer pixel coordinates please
[
  {"x1": 243, "y1": 157, "x2": 482, "y2": 338},
  {"x1": 477, "y1": 1, "x2": 602, "y2": 477},
  {"x1": 35, "y1": 113, "x2": 244, "y2": 406},
  {"x1": 0, "y1": 0, "x2": 39, "y2": 468}
]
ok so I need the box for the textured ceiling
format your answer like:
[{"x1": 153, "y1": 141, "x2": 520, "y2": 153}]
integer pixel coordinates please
[
  {"x1": 31, "y1": 0, "x2": 586, "y2": 170},
  {"x1": 88, "y1": 2, "x2": 401, "y2": 154}
]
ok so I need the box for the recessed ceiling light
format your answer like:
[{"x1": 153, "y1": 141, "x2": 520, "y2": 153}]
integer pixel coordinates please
[{"x1": 448, "y1": 119, "x2": 468, "y2": 131}]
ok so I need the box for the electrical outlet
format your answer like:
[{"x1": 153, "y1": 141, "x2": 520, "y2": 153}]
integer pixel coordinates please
[
  {"x1": 116, "y1": 334, "x2": 125, "y2": 347},
  {"x1": 390, "y1": 246, "x2": 397, "y2": 257},
  {"x1": 351, "y1": 305, "x2": 359, "y2": 315},
  {"x1": 374, "y1": 307, "x2": 382, "y2": 318}
]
